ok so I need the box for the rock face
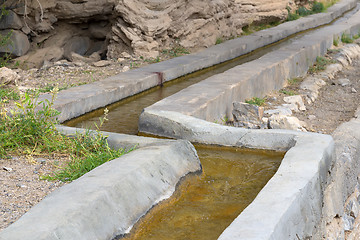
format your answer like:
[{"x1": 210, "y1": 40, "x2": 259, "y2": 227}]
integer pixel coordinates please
[{"x1": 1, "y1": 0, "x2": 307, "y2": 65}]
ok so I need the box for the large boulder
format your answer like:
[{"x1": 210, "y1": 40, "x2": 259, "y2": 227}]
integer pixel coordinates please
[
  {"x1": 0, "y1": 10, "x2": 23, "y2": 30},
  {"x1": 0, "y1": 30, "x2": 30, "y2": 57}
]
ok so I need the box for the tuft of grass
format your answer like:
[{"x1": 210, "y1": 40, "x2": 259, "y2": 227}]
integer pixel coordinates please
[
  {"x1": 161, "y1": 45, "x2": 190, "y2": 58},
  {"x1": 288, "y1": 77, "x2": 302, "y2": 85},
  {"x1": 308, "y1": 56, "x2": 335, "y2": 74},
  {"x1": 245, "y1": 97, "x2": 265, "y2": 106},
  {"x1": 353, "y1": 34, "x2": 360, "y2": 40},
  {"x1": 0, "y1": 89, "x2": 133, "y2": 182},
  {"x1": 144, "y1": 56, "x2": 161, "y2": 64},
  {"x1": 280, "y1": 89, "x2": 296, "y2": 96},
  {"x1": 215, "y1": 37, "x2": 224, "y2": 45},
  {"x1": 333, "y1": 38, "x2": 339, "y2": 46},
  {"x1": 341, "y1": 33, "x2": 353, "y2": 43},
  {"x1": 0, "y1": 87, "x2": 20, "y2": 102},
  {"x1": 287, "y1": 1, "x2": 326, "y2": 22}
]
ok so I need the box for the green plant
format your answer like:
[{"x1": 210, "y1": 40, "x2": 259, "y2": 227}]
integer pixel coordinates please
[
  {"x1": 220, "y1": 115, "x2": 229, "y2": 123},
  {"x1": 161, "y1": 45, "x2": 190, "y2": 58},
  {"x1": 279, "y1": 89, "x2": 296, "y2": 96},
  {"x1": 353, "y1": 34, "x2": 360, "y2": 40},
  {"x1": 341, "y1": 33, "x2": 353, "y2": 43},
  {"x1": 215, "y1": 37, "x2": 224, "y2": 45},
  {"x1": 288, "y1": 77, "x2": 301, "y2": 85},
  {"x1": 144, "y1": 56, "x2": 161, "y2": 64},
  {"x1": 308, "y1": 56, "x2": 335, "y2": 73},
  {"x1": 333, "y1": 38, "x2": 339, "y2": 46},
  {"x1": 245, "y1": 97, "x2": 265, "y2": 106},
  {"x1": 311, "y1": 1, "x2": 325, "y2": 14},
  {"x1": 0, "y1": 87, "x2": 20, "y2": 102},
  {"x1": 0, "y1": 89, "x2": 133, "y2": 181},
  {"x1": 0, "y1": 7, "x2": 12, "y2": 67}
]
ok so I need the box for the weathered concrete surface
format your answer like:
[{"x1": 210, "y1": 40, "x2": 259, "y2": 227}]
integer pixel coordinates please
[
  {"x1": 0, "y1": 130, "x2": 201, "y2": 240},
  {"x1": 35, "y1": 0, "x2": 356, "y2": 123},
  {"x1": 138, "y1": 108, "x2": 334, "y2": 239},
  {"x1": 313, "y1": 107, "x2": 360, "y2": 239},
  {"x1": 138, "y1": 8, "x2": 360, "y2": 127}
]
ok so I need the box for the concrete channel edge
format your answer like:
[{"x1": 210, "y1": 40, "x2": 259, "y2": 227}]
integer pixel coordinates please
[
  {"x1": 0, "y1": 127, "x2": 201, "y2": 240},
  {"x1": 36, "y1": 0, "x2": 357, "y2": 123}
]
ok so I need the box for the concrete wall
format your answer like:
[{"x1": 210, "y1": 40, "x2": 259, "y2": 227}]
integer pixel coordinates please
[
  {"x1": 35, "y1": 0, "x2": 356, "y2": 123},
  {"x1": 0, "y1": 129, "x2": 201, "y2": 240},
  {"x1": 138, "y1": 9, "x2": 360, "y2": 125},
  {"x1": 137, "y1": 110, "x2": 335, "y2": 239}
]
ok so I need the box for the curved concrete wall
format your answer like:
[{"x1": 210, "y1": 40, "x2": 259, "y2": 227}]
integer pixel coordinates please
[
  {"x1": 0, "y1": 128, "x2": 201, "y2": 240},
  {"x1": 139, "y1": 111, "x2": 334, "y2": 239}
]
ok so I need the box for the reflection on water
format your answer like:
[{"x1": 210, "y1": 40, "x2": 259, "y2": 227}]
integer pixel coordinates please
[{"x1": 117, "y1": 145, "x2": 284, "y2": 240}]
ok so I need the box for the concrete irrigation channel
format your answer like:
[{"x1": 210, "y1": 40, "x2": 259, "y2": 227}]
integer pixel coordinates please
[{"x1": 2, "y1": 0, "x2": 360, "y2": 239}]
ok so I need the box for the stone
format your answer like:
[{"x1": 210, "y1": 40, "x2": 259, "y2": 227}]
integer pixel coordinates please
[
  {"x1": 351, "y1": 88, "x2": 357, "y2": 93},
  {"x1": 265, "y1": 106, "x2": 292, "y2": 116},
  {"x1": 122, "y1": 65, "x2": 130, "y2": 72},
  {"x1": 283, "y1": 95, "x2": 306, "y2": 111},
  {"x1": 63, "y1": 36, "x2": 92, "y2": 60},
  {"x1": 337, "y1": 78, "x2": 351, "y2": 86},
  {"x1": 308, "y1": 115, "x2": 316, "y2": 121},
  {"x1": 0, "y1": 67, "x2": 20, "y2": 86},
  {"x1": 121, "y1": 52, "x2": 132, "y2": 59},
  {"x1": 343, "y1": 214, "x2": 355, "y2": 231},
  {"x1": 0, "y1": 30, "x2": 30, "y2": 57},
  {"x1": 268, "y1": 114, "x2": 307, "y2": 132},
  {"x1": 92, "y1": 60, "x2": 112, "y2": 67},
  {"x1": 345, "y1": 198, "x2": 359, "y2": 219},
  {"x1": 2, "y1": 167, "x2": 12, "y2": 172},
  {"x1": 0, "y1": 10, "x2": 23, "y2": 30},
  {"x1": 69, "y1": 52, "x2": 100, "y2": 63},
  {"x1": 15, "y1": 46, "x2": 64, "y2": 69},
  {"x1": 232, "y1": 102, "x2": 265, "y2": 129}
]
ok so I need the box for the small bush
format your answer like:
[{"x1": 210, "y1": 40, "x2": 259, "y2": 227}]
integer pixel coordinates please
[
  {"x1": 215, "y1": 37, "x2": 223, "y2": 45},
  {"x1": 312, "y1": 1, "x2": 325, "y2": 13},
  {"x1": 308, "y1": 56, "x2": 335, "y2": 74}
]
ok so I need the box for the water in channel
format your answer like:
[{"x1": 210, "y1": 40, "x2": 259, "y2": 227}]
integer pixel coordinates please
[
  {"x1": 64, "y1": 35, "x2": 298, "y2": 134},
  {"x1": 116, "y1": 145, "x2": 284, "y2": 240}
]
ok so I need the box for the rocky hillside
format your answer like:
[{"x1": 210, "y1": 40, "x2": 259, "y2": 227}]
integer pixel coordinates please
[{"x1": 0, "y1": 0, "x2": 326, "y2": 68}]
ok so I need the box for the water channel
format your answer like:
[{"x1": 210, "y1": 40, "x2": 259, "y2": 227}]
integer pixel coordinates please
[
  {"x1": 116, "y1": 145, "x2": 284, "y2": 240},
  {"x1": 64, "y1": 6, "x2": 358, "y2": 240}
]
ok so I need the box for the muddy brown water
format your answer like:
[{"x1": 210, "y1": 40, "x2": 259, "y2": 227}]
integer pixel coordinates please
[{"x1": 116, "y1": 145, "x2": 284, "y2": 240}]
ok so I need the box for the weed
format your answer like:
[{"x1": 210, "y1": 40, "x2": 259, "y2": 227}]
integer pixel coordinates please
[
  {"x1": 280, "y1": 89, "x2": 296, "y2": 96},
  {"x1": 215, "y1": 37, "x2": 224, "y2": 45},
  {"x1": 245, "y1": 97, "x2": 265, "y2": 106},
  {"x1": 221, "y1": 115, "x2": 229, "y2": 123},
  {"x1": 0, "y1": 87, "x2": 20, "y2": 102},
  {"x1": 311, "y1": 1, "x2": 325, "y2": 13},
  {"x1": 308, "y1": 56, "x2": 335, "y2": 74},
  {"x1": 0, "y1": 89, "x2": 133, "y2": 182},
  {"x1": 341, "y1": 33, "x2": 353, "y2": 43},
  {"x1": 161, "y1": 46, "x2": 190, "y2": 58},
  {"x1": 144, "y1": 56, "x2": 161, "y2": 64},
  {"x1": 242, "y1": 25, "x2": 253, "y2": 35},
  {"x1": 287, "y1": 1, "x2": 325, "y2": 22},
  {"x1": 353, "y1": 34, "x2": 360, "y2": 40},
  {"x1": 333, "y1": 38, "x2": 339, "y2": 47},
  {"x1": 288, "y1": 77, "x2": 302, "y2": 85}
]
